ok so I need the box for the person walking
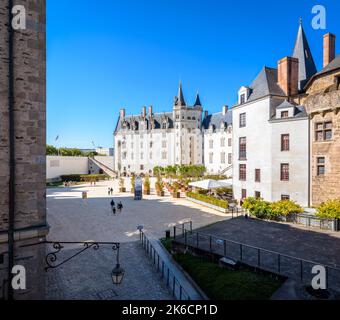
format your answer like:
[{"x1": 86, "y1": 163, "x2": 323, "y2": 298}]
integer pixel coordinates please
[
  {"x1": 112, "y1": 206, "x2": 116, "y2": 215},
  {"x1": 117, "y1": 201, "x2": 123, "y2": 213},
  {"x1": 110, "y1": 187, "x2": 114, "y2": 195},
  {"x1": 110, "y1": 199, "x2": 115, "y2": 210},
  {"x1": 108, "y1": 187, "x2": 111, "y2": 195}
]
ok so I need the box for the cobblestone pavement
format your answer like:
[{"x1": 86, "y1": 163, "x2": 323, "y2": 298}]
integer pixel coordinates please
[
  {"x1": 46, "y1": 241, "x2": 173, "y2": 300},
  {"x1": 46, "y1": 180, "x2": 229, "y2": 299}
]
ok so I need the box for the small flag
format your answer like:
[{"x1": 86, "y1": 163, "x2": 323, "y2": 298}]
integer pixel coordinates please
[{"x1": 55, "y1": 135, "x2": 59, "y2": 142}]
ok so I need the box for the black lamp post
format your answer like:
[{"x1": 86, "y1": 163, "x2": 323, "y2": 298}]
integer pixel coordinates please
[{"x1": 111, "y1": 243, "x2": 125, "y2": 285}]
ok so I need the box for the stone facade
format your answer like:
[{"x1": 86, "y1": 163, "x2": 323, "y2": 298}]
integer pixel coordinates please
[
  {"x1": 0, "y1": 0, "x2": 47, "y2": 299},
  {"x1": 303, "y1": 69, "x2": 340, "y2": 205}
]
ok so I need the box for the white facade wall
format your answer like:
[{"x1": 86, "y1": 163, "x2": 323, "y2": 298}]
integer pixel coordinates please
[
  {"x1": 232, "y1": 96, "x2": 309, "y2": 206},
  {"x1": 173, "y1": 108, "x2": 203, "y2": 166},
  {"x1": 270, "y1": 118, "x2": 309, "y2": 206},
  {"x1": 115, "y1": 129, "x2": 177, "y2": 175},
  {"x1": 233, "y1": 97, "x2": 273, "y2": 201},
  {"x1": 204, "y1": 128, "x2": 233, "y2": 174},
  {"x1": 115, "y1": 106, "x2": 204, "y2": 175},
  {"x1": 46, "y1": 156, "x2": 89, "y2": 180}
]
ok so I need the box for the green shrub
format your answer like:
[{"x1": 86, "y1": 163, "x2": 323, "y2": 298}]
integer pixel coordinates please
[
  {"x1": 243, "y1": 198, "x2": 303, "y2": 220},
  {"x1": 244, "y1": 198, "x2": 271, "y2": 219},
  {"x1": 269, "y1": 200, "x2": 303, "y2": 217},
  {"x1": 187, "y1": 192, "x2": 228, "y2": 209},
  {"x1": 242, "y1": 197, "x2": 259, "y2": 212},
  {"x1": 80, "y1": 174, "x2": 106, "y2": 182},
  {"x1": 60, "y1": 174, "x2": 81, "y2": 182},
  {"x1": 197, "y1": 189, "x2": 209, "y2": 195},
  {"x1": 317, "y1": 199, "x2": 340, "y2": 219}
]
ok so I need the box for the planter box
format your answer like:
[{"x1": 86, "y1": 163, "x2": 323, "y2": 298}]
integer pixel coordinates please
[
  {"x1": 172, "y1": 192, "x2": 180, "y2": 198},
  {"x1": 157, "y1": 191, "x2": 165, "y2": 197},
  {"x1": 119, "y1": 187, "x2": 126, "y2": 193},
  {"x1": 187, "y1": 197, "x2": 228, "y2": 214},
  {"x1": 143, "y1": 189, "x2": 150, "y2": 195}
]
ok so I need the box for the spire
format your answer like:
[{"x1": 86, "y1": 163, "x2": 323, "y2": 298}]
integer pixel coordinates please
[
  {"x1": 292, "y1": 19, "x2": 317, "y2": 91},
  {"x1": 175, "y1": 81, "x2": 186, "y2": 107},
  {"x1": 194, "y1": 91, "x2": 202, "y2": 106}
]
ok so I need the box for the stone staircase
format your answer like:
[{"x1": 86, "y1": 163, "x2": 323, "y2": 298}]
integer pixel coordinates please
[{"x1": 88, "y1": 157, "x2": 117, "y2": 178}]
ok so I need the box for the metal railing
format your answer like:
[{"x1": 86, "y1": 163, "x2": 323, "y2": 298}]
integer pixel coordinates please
[
  {"x1": 173, "y1": 222, "x2": 340, "y2": 292},
  {"x1": 140, "y1": 231, "x2": 191, "y2": 300},
  {"x1": 293, "y1": 213, "x2": 338, "y2": 231}
]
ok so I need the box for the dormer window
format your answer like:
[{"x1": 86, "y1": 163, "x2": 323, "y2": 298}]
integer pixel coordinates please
[
  {"x1": 281, "y1": 111, "x2": 289, "y2": 118},
  {"x1": 240, "y1": 94, "x2": 246, "y2": 104},
  {"x1": 238, "y1": 86, "x2": 250, "y2": 105},
  {"x1": 162, "y1": 122, "x2": 167, "y2": 130}
]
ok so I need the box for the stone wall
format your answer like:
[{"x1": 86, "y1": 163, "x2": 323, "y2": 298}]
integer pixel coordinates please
[
  {"x1": 303, "y1": 70, "x2": 340, "y2": 205},
  {"x1": 0, "y1": 0, "x2": 47, "y2": 299}
]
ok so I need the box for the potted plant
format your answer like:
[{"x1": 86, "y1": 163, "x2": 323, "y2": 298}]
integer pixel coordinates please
[
  {"x1": 156, "y1": 177, "x2": 165, "y2": 197},
  {"x1": 143, "y1": 174, "x2": 151, "y2": 195},
  {"x1": 171, "y1": 181, "x2": 180, "y2": 198},
  {"x1": 130, "y1": 174, "x2": 135, "y2": 193},
  {"x1": 119, "y1": 178, "x2": 126, "y2": 192}
]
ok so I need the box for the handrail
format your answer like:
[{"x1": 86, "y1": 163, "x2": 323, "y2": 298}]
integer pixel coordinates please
[{"x1": 140, "y1": 231, "x2": 191, "y2": 300}]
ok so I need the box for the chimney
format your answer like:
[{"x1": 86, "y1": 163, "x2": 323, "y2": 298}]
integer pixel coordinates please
[
  {"x1": 204, "y1": 110, "x2": 209, "y2": 118},
  {"x1": 278, "y1": 57, "x2": 299, "y2": 96},
  {"x1": 141, "y1": 106, "x2": 146, "y2": 117},
  {"x1": 323, "y1": 33, "x2": 336, "y2": 67},
  {"x1": 120, "y1": 108, "x2": 126, "y2": 118},
  {"x1": 148, "y1": 105, "x2": 153, "y2": 116},
  {"x1": 222, "y1": 105, "x2": 228, "y2": 115}
]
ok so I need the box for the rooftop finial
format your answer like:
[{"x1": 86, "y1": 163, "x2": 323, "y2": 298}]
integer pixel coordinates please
[{"x1": 299, "y1": 17, "x2": 302, "y2": 25}]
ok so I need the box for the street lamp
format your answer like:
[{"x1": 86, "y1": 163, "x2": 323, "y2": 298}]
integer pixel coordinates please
[{"x1": 111, "y1": 243, "x2": 125, "y2": 285}]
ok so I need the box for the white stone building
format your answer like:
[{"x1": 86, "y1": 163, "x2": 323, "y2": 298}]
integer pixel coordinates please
[
  {"x1": 232, "y1": 23, "x2": 314, "y2": 207},
  {"x1": 203, "y1": 106, "x2": 233, "y2": 175},
  {"x1": 114, "y1": 83, "x2": 234, "y2": 176},
  {"x1": 114, "y1": 83, "x2": 205, "y2": 175}
]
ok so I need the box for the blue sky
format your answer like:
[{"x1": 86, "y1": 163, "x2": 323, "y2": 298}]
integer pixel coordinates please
[{"x1": 47, "y1": 0, "x2": 340, "y2": 148}]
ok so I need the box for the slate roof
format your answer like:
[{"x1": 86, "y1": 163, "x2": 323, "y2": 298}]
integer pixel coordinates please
[
  {"x1": 194, "y1": 93, "x2": 202, "y2": 106},
  {"x1": 319, "y1": 54, "x2": 340, "y2": 74},
  {"x1": 304, "y1": 54, "x2": 340, "y2": 89},
  {"x1": 270, "y1": 101, "x2": 308, "y2": 121},
  {"x1": 202, "y1": 109, "x2": 233, "y2": 130},
  {"x1": 245, "y1": 67, "x2": 286, "y2": 103},
  {"x1": 175, "y1": 82, "x2": 186, "y2": 106},
  {"x1": 292, "y1": 23, "x2": 317, "y2": 91},
  {"x1": 114, "y1": 112, "x2": 174, "y2": 133},
  {"x1": 276, "y1": 100, "x2": 296, "y2": 109}
]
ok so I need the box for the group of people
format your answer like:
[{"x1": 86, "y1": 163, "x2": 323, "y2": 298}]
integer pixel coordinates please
[
  {"x1": 108, "y1": 187, "x2": 114, "y2": 195},
  {"x1": 110, "y1": 199, "x2": 123, "y2": 215}
]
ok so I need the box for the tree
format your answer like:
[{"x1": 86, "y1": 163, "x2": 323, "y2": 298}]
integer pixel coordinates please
[{"x1": 46, "y1": 145, "x2": 58, "y2": 155}]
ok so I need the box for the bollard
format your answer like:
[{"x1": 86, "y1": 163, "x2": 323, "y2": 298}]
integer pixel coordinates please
[{"x1": 165, "y1": 230, "x2": 171, "y2": 239}]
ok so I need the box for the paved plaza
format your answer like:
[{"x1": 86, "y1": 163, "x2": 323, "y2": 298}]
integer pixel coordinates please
[
  {"x1": 190, "y1": 217, "x2": 340, "y2": 267},
  {"x1": 45, "y1": 179, "x2": 228, "y2": 299},
  {"x1": 174, "y1": 217, "x2": 340, "y2": 293}
]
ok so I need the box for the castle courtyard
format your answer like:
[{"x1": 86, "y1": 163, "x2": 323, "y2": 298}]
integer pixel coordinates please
[{"x1": 45, "y1": 179, "x2": 228, "y2": 299}]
